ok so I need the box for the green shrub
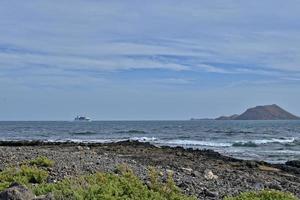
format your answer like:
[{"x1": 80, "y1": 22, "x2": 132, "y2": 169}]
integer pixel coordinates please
[
  {"x1": 224, "y1": 190, "x2": 298, "y2": 200},
  {"x1": 29, "y1": 156, "x2": 54, "y2": 167},
  {"x1": 0, "y1": 161, "x2": 195, "y2": 200},
  {"x1": 33, "y1": 166, "x2": 195, "y2": 200},
  {"x1": 1, "y1": 161, "x2": 297, "y2": 200},
  {"x1": 0, "y1": 165, "x2": 48, "y2": 189}
]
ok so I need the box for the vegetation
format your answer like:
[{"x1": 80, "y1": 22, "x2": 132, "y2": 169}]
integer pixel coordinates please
[
  {"x1": 33, "y1": 165, "x2": 195, "y2": 200},
  {"x1": 225, "y1": 190, "x2": 298, "y2": 200},
  {"x1": 0, "y1": 160, "x2": 195, "y2": 200},
  {"x1": 0, "y1": 165, "x2": 48, "y2": 190},
  {"x1": 0, "y1": 157, "x2": 298, "y2": 200},
  {"x1": 28, "y1": 156, "x2": 55, "y2": 167}
]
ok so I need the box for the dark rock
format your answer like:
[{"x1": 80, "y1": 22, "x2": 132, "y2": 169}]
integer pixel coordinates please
[
  {"x1": 274, "y1": 164, "x2": 300, "y2": 175},
  {"x1": 203, "y1": 188, "x2": 219, "y2": 197},
  {"x1": 178, "y1": 181, "x2": 189, "y2": 189},
  {"x1": 267, "y1": 182, "x2": 283, "y2": 190},
  {"x1": 192, "y1": 170, "x2": 201, "y2": 178},
  {"x1": 245, "y1": 161, "x2": 258, "y2": 168},
  {"x1": 0, "y1": 183, "x2": 35, "y2": 200},
  {"x1": 286, "y1": 160, "x2": 300, "y2": 168},
  {"x1": 176, "y1": 151, "x2": 183, "y2": 156},
  {"x1": 181, "y1": 167, "x2": 193, "y2": 174},
  {"x1": 34, "y1": 193, "x2": 54, "y2": 200},
  {"x1": 254, "y1": 182, "x2": 264, "y2": 190}
]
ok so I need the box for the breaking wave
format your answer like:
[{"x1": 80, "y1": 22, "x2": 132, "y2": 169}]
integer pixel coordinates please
[
  {"x1": 69, "y1": 131, "x2": 98, "y2": 135},
  {"x1": 129, "y1": 137, "x2": 157, "y2": 142},
  {"x1": 128, "y1": 137, "x2": 297, "y2": 148},
  {"x1": 284, "y1": 139, "x2": 300, "y2": 146},
  {"x1": 115, "y1": 130, "x2": 147, "y2": 134},
  {"x1": 160, "y1": 139, "x2": 232, "y2": 147},
  {"x1": 247, "y1": 138, "x2": 295, "y2": 144},
  {"x1": 232, "y1": 141, "x2": 258, "y2": 147},
  {"x1": 232, "y1": 138, "x2": 296, "y2": 147}
]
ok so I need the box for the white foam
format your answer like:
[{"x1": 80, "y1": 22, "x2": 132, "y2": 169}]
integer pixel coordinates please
[
  {"x1": 264, "y1": 150, "x2": 300, "y2": 155},
  {"x1": 130, "y1": 137, "x2": 157, "y2": 142},
  {"x1": 48, "y1": 138, "x2": 126, "y2": 143},
  {"x1": 236, "y1": 138, "x2": 295, "y2": 145},
  {"x1": 158, "y1": 139, "x2": 232, "y2": 147}
]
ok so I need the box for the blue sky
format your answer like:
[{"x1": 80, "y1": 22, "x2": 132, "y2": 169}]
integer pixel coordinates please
[{"x1": 0, "y1": 0, "x2": 300, "y2": 120}]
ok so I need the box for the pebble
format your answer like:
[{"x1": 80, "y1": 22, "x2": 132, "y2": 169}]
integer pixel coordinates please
[
  {"x1": 166, "y1": 169, "x2": 174, "y2": 175},
  {"x1": 268, "y1": 182, "x2": 283, "y2": 190},
  {"x1": 204, "y1": 169, "x2": 218, "y2": 180},
  {"x1": 181, "y1": 167, "x2": 193, "y2": 174},
  {"x1": 192, "y1": 170, "x2": 201, "y2": 178},
  {"x1": 0, "y1": 141, "x2": 299, "y2": 199},
  {"x1": 203, "y1": 188, "x2": 219, "y2": 197},
  {"x1": 0, "y1": 183, "x2": 35, "y2": 200},
  {"x1": 76, "y1": 146, "x2": 84, "y2": 151},
  {"x1": 254, "y1": 182, "x2": 264, "y2": 190}
]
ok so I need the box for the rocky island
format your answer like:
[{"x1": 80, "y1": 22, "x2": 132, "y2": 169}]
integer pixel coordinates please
[{"x1": 216, "y1": 104, "x2": 300, "y2": 120}]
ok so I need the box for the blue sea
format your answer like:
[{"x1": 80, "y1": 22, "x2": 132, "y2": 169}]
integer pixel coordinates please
[{"x1": 0, "y1": 120, "x2": 299, "y2": 163}]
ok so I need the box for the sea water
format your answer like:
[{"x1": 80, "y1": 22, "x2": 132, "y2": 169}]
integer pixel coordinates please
[{"x1": 0, "y1": 120, "x2": 299, "y2": 163}]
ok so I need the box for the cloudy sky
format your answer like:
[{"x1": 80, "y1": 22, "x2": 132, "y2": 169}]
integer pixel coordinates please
[{"x1": 0, "y1": 0, "x2": 300, "y2": 120}]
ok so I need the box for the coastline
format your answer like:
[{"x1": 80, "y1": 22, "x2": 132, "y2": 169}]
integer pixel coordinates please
[{"x1": 0, "y1": 140, "x2": 299, "y2": 199}]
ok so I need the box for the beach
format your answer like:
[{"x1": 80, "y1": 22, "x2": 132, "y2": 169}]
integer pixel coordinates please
[{"x1": 0, "y1": 140, "x2": 299, "y2": 200}]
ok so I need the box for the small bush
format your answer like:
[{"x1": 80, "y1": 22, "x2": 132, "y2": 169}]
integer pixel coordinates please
[
  {"x1": 29, "y1": 156, "x2": 54, "y2": 167},
  {"x1": 33, "y1": 169, "x2": 195, "y2": 200},
  {"x1": 0, "y1": 165, "x2": 48, "y2": 189},
  {"x1": 0, "y1": 161, "x2": 194, "y2": 200},
  {"x1": 224, "y1": 190, "x2": 298, "y2": 200},
  {"x1": 147, "y1": 166, "x2": 189, "y2": 200}
]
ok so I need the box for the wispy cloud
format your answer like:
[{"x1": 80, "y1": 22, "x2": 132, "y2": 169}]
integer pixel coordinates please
[
  {"x1": 0, "y1": 0, "x2": 300, "y2": 87},
  {"x1": 0, "y1": 0, "x2": 300, "y2": 119}
]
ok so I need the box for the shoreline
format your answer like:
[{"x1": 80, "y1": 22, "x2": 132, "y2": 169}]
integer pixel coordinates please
[
  {"x1": 0, "y1": 139, "x2": 298, "y2": 163},
  {"x1": 0, "y1": 140, "x2": 299, "y2": 199}
]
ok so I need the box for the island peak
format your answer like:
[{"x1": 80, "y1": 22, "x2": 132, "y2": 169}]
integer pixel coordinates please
[{"x1": 216, "y1": 104, "x2": 299, "y2": 120}]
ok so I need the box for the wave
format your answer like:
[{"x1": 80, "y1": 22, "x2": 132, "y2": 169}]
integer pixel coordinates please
[
  {"x1": 212, "y1": 130, "x2": 254, "y2": 135},
  {"x1": 51, "y1": 138, "x2": 127, "y2": 143},
  {"x1": 159, "y1": 138, "x2": 297, "y2": 148},
  {"x1": 160, "y1": 139, "x2": 232, "y2": 147},
  {"x1": 232, "y1": 141, "x2": 258, "y2": 147},
  {"x1": 69, "y1": 131, "x2": 98, "y2": 135},
  {"x1": 250, "y1": 138, "x2": 295, "y2": 144},
  {"x1": 115, "y1": 130, "x2": 147, "y2": 134},
  {"x1": 130, "y1": 137, "x2": 157, "y2": 142},
  {"x1": 284, "y1": 139, "x2": 300, "y2": 146},
  {"x1": 232, "y1": 138, "x2": 296, "y2": 147},
  {"x1": 271, "y1": 150, "x2": 300, "y2": 155},
  {"x1": 125, "y1": 137, "x2": 297, "y2": 148}
]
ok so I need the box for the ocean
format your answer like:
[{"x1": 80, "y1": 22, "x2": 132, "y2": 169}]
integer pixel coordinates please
[{"x1": 0, "y1": 120, "x2": 299, "y2": 163}]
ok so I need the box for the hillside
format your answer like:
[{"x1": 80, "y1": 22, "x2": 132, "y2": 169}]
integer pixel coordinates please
[{"x1": 216, "y1": 104, "x2": 300, "y2": 120}]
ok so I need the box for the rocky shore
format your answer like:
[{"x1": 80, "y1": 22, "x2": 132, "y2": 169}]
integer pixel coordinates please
[{"x1": 0, "y1": 140, "x2": 299, "y2": 200}]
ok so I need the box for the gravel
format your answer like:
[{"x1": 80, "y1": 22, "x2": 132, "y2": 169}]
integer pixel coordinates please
[{"x1": 0, "y1": 140, "x2": 299, "y2": 200}]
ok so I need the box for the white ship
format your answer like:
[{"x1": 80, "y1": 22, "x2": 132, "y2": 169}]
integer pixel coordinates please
[{"x1": 74, "y1": 116, "x2": 91, "y2": 122}]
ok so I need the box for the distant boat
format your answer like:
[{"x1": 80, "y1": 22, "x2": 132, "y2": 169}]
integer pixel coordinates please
[{"x1": 74, "y1": 116, "x2": 91, "y2": 122}]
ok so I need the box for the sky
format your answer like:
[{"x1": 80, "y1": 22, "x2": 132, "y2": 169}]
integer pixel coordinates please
[{"x1": 0, "y1": 0, "x2": 300, "y2": 120}]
